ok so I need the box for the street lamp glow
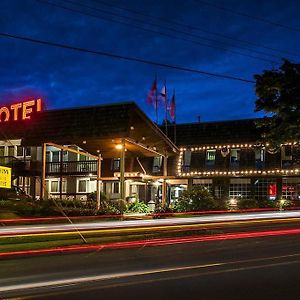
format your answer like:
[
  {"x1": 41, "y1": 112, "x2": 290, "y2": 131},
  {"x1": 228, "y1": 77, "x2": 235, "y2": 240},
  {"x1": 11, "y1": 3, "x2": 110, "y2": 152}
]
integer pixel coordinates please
[{"x1": 115, "y1": 144, "x2": 123, "y2": 150}]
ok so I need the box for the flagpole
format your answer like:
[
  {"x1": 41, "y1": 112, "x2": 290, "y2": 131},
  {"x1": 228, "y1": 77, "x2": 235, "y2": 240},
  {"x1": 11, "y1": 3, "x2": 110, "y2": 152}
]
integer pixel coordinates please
[
  {"x1": 164, "y1": 79, "x2": 168, "y2": 136},
  {"x1": 174, "y1": 89, "x2": 177, "y2": 144},
  {"x1": 155, "y1": 73, "x2": 158, "y2": 124}
]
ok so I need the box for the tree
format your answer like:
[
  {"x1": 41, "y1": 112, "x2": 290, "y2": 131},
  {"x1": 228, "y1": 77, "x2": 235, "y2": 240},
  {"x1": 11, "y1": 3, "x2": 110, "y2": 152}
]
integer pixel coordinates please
[{"x1": 254, "y1": 59, "x2": 300, "y2": 147}]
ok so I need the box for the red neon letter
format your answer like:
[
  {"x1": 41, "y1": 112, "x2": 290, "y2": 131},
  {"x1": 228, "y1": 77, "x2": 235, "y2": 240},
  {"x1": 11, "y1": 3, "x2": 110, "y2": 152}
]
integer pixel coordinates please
[
  {"x1": 10, "y1": 103, "x2": 22, "y2": 121},
  {"x1": 36, "y1": 98, "x2": 42, "y2": 112},
  {"x1": 22, "y1": 100, "x2": 35, "y2": 120},
  {"x1": 0, "y1": 107, "x2": 10, "y2": 122}
]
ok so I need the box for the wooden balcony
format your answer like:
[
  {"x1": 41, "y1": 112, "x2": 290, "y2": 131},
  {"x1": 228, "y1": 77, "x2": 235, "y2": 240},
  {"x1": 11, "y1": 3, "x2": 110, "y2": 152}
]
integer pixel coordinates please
[{"x1": 46, "y1": 160, "x2": 97, "y2": 175}]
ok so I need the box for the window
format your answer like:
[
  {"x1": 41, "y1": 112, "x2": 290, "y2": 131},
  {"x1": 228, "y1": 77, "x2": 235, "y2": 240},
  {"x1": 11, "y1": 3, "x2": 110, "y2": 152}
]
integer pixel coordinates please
[
  {"x1": 79, "y1": 153, "x2": 87, "y2": 161},
  {"x1": 229, "y1": 178, "x2": 251, "y2": 199},
  {"x1": 51, "y1": 181, "x2": 59, "y2": 193},
  {"x1": 25, "y1": 147, "x2": 31, "y2": 157},
  {"x1": 206, "y1": 150, "x2": 216, "y2": 168},
  {"x1": 254, "y1": 179, "x2": 277, "y2": 200},
  {"x1": 153, "y1": 156, "x2": 162, "y2": 173},
  {"x1": 0, "y1": 146, "x2": 5, "y2": 157},
  {"x1": 255, "y1": 148, "x2": 265, "y2": 170},
  {"x1": 112, "y1": 158, "x2": 120, "y2": 171},
  {"x1": 206, "y1": 150, "x2": 216, "y2": 161},
  {"x1": 112, "y1": 182, "x2": 120, "y2": 194},
  {"x1": 182, "y1": 150, "x2": 191, "y2": 172},
  {"x1": 230, "y1": 149, "x2": 240, "y2": 167},
  {"x1": 282, "y1": 146, "x2": 292, "y2": 168},
  {"x1": 46, "y1": 151, "x2": 51, "y2": 162},
  {"x1": 8, "y1": 146, "x2": 15, "y2": 157},
  {"x1": 193, "y1": 179, "x2": 212, "y2": 192},
  {"x1": 282, "y1": 177, "x2": 300, "y2": 200},
  {"x1": 78, "y1": 180, "x2": 87, "y2": 193},
  {"x1": 50, "y1": 180, "x2": 66, "y2": 193},
  {"x1": 52, "y1": 151, "x2": 60, "y2": 162},
  {"x1": 17, "y1": 146, "x2": 24, "y2": 157}
]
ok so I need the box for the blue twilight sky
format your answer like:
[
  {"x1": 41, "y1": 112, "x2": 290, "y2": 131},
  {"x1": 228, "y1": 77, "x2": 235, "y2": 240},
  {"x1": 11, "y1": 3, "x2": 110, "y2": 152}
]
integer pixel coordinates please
[{"x1": 0, "y1": 0, "x2": 300, "y2": 124}]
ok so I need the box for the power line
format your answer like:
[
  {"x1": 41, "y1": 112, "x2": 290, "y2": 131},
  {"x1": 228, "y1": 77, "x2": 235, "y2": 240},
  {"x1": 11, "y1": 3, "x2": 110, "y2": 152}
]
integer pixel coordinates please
[
  {"x1": 62, "y1": 0, "x2": 287, "y2": 61},
  {"x1": 0, "y1": 31, "x2": 255, "y2": 83},
  {"x1": 53, "y1": 0, "x2": 283, "y2": 62},
  {"x1": 92, "y1": 0, "x2": 300, "y2": 59},
  {"x1": 195, "y1": 0, "x2": 300, "y2": 33},
  {"x1": 36, "y1": 0, "x2": 279, "y2": 64}
]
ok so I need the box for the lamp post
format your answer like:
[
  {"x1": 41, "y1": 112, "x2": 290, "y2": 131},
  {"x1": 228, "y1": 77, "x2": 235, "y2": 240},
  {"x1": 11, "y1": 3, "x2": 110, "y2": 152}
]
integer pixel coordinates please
[{"x1": 116, "y1": 139, "x2": 126, "y2": 200}]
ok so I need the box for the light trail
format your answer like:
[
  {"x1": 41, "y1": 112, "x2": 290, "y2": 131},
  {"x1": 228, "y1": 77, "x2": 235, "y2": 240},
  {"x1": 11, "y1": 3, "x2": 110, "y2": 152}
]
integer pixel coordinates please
[
  {"x1": 1, "y1": 210, "x2": 300, "y2": 236},
  {"x1": 2, "y1": 216, "x2": 300, "y2": 239},
  {"x1": 2, "y1": 227, "x2": 300, "y2": 259},
  {"x1": 3, "y1": 207, "x2": 300, "y2": 225}
]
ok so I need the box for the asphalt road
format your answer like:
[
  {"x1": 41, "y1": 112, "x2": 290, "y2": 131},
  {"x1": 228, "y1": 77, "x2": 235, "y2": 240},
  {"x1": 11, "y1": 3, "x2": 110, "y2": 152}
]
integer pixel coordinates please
[
  {"x1": 2, "y1": 221, "x2": 300, "y2": 299},
  {"x1": 2, "y1": 210, "x2": 300, "y2": 235}
]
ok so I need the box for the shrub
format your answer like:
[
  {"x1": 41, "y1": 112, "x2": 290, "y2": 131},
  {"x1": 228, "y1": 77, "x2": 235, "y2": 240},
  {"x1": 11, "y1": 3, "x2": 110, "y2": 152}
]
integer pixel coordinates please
[
  {"x1": 174, "y1": 186, "x2": 219, "y2": 212},
  {"x1": 126, "y1": 201, "x2": 149, "y2": 214},
  {"x1": 237, "y1": 198, "x2": 258, "y2": 209},
  {"x1": 99, "y1": 199, "x2": 127, "y2": 215}
]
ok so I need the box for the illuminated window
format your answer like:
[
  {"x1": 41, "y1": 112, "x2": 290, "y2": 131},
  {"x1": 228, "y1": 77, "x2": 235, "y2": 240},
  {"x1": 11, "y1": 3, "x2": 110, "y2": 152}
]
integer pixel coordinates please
[
  {"x1": 112, "y1": 158, "x2": 120, "y2": 171},
  {"x1": 78, "y1": 180, "x2": 87, "y2": 193},
  {"x1": 206, "y1": 150, "x2": 216, "y2": 168},
  {"x1": 52, "y1": 151, "x2": 60, "y2": 162},
  {"x1": 206, "y1": 150, "x2": 216, "y2": 161},
  {"x1": 153, "y1": 156, "x2": 162, "y2": 173},
  {"x1": 254, "y1": 179, "x2": 276, "y2": 200},
  {"x1": 255, "y1": 148, "x2": 265, "y2": 170},
  {"x1": 193, "y1": 179, "x2": 212, "y2": 192},
  {"x1": 282, "y1": 177, "x2": 300, "y2": 200},
  {"x1": 51, "y1": 181, "x2": 59, "y2": 193},
  {"x1": 50, "y1": 180, "x2": 66, "y2": 193},
  {"x1": 230, "y1": 149, "x2": 240, "y2": 168},
  {"x1": 229, "y1": 178, "x2": 251, "y2": 199}
]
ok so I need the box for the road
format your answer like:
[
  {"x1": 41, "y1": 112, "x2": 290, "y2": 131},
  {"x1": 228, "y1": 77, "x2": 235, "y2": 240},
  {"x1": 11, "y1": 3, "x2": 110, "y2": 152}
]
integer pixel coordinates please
[
  {"x1": 2, "y1": 210, "x2": 300, "y2": 235},
  {"x1": 2, "y1": 220, "x2": 300, "y2": 299}
]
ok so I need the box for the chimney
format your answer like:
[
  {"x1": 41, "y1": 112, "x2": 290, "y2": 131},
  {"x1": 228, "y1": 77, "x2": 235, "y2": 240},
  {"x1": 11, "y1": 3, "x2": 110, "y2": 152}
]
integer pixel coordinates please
[{"x1": 197, "y1": 115, "x2": 201, "y2": 123}]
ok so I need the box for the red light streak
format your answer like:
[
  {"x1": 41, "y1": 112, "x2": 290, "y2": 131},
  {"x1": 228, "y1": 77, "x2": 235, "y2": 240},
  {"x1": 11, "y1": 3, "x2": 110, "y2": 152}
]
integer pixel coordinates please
[{"x1": 1, "y1": 228, "x2": 300, "y2": 259}]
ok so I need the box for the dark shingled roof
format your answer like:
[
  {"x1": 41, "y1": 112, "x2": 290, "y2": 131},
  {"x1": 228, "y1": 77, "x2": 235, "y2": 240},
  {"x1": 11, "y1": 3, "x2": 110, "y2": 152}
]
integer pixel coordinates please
[
  {"x1": 0, "y1": 102, "x2": 177, "y2": 156},
  {"x1": 164, "y1": 119, "x2": 263, "y2": 146}
]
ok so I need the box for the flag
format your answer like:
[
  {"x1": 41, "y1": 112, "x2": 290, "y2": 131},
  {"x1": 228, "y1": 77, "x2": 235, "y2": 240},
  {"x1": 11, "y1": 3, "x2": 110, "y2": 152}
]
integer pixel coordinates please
[
  {"x1": 169, "y1": 91, "x2": 176, "y2": 121},
  {"x1": 159, "y1": 84, "x2": 167, "y2": 104},
  {"x1": 146, "y1": 79, "x2": 157, "y2": 106}
]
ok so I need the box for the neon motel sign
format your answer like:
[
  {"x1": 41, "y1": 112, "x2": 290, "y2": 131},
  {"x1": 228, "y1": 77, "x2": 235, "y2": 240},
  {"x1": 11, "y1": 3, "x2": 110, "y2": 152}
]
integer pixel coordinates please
[{"x1": 0, "y1": 99, "x2": 42, "y2": 122}]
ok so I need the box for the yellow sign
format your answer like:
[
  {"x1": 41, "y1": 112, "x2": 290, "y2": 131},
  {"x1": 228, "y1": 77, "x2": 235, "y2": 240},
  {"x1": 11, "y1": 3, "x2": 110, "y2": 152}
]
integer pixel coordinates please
[{"x1": 0, "y1": 166, "x2": 11, "y2": 189}]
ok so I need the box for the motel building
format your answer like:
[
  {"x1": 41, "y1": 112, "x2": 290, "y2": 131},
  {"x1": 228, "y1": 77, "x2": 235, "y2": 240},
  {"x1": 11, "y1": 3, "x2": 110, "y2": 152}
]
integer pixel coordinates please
[{"x1": 0, "y1": 99, "x2": 300, "y2": 207}]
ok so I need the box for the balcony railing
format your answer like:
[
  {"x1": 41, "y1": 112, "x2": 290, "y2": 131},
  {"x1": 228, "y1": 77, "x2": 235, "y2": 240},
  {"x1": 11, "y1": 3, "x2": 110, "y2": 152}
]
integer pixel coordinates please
[{"x1": 46, "y1": 160, "x2": 97, "y2": 175}]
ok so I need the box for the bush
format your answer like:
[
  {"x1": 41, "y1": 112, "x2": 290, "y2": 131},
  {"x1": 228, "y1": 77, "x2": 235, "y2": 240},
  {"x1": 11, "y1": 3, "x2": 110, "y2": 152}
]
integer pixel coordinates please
[
  {"x1": 99, "y1": 199, "x2": 127, "y2": 215},
  {"x1": 126, "y1": 201, "x2": 149, "y2": 214},
  {"x1": 174, "y1": 186, "x2": 220, "y2": 212},
  {"x1": 237, "y1": 198, "x2": 258, "y2": 209}
]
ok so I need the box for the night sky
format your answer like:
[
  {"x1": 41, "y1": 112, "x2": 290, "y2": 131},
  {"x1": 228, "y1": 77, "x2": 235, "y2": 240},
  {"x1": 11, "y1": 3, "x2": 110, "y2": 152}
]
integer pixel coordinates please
[{"x1": 1, "y1": 0, "x2": 300, "y2": 124}]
